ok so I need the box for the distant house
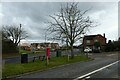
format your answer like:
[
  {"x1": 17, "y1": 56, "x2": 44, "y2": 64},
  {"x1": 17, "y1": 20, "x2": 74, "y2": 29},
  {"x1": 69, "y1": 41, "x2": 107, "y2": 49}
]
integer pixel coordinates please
[
  {"x1": 20, "y1": 43, "x2": 31, "y2": 51},
  {"x1": 83, "y1": 34, "x2": 107, "y2": 51},
  {"x1": 31, "y1": 43, "x2": 60, "y2": 50}
]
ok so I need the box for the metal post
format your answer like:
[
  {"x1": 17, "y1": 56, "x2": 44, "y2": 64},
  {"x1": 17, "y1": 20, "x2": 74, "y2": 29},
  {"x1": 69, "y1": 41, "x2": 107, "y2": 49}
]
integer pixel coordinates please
[
  {"x1": 87, "y1": 52, "x2": 89, "y2": 58},
  {"x1": 46, "y1": 56, "x2": 49, "y2": 65}
]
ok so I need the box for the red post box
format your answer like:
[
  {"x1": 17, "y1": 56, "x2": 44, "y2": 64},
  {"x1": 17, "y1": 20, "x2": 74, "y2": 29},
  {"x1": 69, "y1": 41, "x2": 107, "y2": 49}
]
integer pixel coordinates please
[
  {"x1": 46, "y1": 48, "x2": 50, "y2": 65},
  {"x1": 46, "y1": 48, "x2": 50, "y2": 59}
]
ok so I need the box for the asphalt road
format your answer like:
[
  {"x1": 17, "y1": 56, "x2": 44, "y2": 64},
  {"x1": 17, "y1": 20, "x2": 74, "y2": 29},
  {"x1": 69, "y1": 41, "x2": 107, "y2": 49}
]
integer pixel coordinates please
[
  {"x1": 90, "y1": 61, "x2": 119, "y2": 78},
  {"x1": 16, "y1": 52, "x2": 119, "y2": 79},
  {"x1": 74, "y1": 60, "x2": 119, "y2": 80}
]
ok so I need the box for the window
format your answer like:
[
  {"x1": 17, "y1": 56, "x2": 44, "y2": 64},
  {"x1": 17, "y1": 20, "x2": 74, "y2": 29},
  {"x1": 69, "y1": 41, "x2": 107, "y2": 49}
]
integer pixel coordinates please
[
  {"x1": 86, "y1": 40, "x2": 90, "y2": 44},
  {"x1": 94, "y1": 39, "x2": 98, "y2": 42}
]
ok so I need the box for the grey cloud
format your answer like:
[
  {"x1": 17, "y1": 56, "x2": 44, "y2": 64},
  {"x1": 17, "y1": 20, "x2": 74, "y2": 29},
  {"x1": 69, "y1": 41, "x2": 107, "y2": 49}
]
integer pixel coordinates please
[
  {"x1": 2, "y1": 2, "x2": 62, "y2": 23},
  {"x1": 1, "y1": 2, "x2": 118, "y2": 42},
  {"x1": 2, "y1": 2, "x2": 114, "y2": 24}
]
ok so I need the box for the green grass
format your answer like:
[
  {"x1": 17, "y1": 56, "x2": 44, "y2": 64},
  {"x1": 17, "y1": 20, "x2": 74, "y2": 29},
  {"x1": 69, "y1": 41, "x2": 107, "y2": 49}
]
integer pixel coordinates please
[
  {"x1": 3, "y1": 50, "x2": 45, "y2": 58},
  {"x1": 2, "y1": 50, "x2": 31, "y2": 58},
  {"x1": 2, "y1": 53, "x2": 20, "y2": 58},
  {"x1": 2, "y1": 55, "x2": 92, "y2": 78},
  {"x1": 20, "y1": 49, "x2": 45, "y2": 54},
  {"x1": 20, "y1": 50, "x2": 31, "y2": 54},
  {"x1": 34, "y1": 51, "x2": 45, "y2": 54}
]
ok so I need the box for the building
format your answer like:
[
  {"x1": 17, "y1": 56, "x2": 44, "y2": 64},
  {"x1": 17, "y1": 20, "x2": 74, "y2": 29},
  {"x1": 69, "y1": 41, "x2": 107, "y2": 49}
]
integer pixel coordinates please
[
  {"x1": 83, "y1": 34, "x2": 106, "y2": 51},
  {"x1": 30, "y1": 43, "x2": 60, "y2": 50},
  {"x1": 20, "y1": 43, "x2": 31, "y2": 51}
]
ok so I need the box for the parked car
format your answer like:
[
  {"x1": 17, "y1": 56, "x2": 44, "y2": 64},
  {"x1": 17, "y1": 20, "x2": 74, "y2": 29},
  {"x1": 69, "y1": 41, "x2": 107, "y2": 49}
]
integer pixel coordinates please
[
  {"x1": 84, "y1": 47, "x2": 92, "y2": 53},
  {"x1": 93, "y1": 47, "x2": 101, "y2": 53}
]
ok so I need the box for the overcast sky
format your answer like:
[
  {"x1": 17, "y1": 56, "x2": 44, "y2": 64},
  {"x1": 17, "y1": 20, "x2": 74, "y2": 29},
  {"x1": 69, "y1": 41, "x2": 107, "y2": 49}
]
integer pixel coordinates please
[{"x1": 0, "y1": 2, "x2": 118, "y2": 45}]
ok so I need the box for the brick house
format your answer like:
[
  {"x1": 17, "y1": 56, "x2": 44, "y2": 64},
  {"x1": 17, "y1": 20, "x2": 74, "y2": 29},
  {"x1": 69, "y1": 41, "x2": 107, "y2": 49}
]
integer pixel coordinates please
[{"x1": 83, "y1": 34, "x2": 107, "y2": 51}]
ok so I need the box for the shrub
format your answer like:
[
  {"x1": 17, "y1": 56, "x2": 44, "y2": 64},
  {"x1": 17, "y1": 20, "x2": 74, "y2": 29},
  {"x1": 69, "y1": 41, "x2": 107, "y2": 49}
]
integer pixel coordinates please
[{"x1": 2, "y1": 39, "x2": 18, "y2": 53}]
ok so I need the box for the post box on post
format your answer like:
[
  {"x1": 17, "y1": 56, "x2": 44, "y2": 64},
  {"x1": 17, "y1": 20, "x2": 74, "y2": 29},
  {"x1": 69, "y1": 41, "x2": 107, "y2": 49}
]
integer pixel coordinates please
[{"x1": 46, "y1": 47, "x2": 50, "y2": 65}]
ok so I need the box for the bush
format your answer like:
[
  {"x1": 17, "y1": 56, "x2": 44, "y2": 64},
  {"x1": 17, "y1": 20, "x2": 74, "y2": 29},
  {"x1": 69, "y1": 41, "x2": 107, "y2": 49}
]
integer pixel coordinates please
[{"x1": 2, "y1": 39, "x2": 18, "y2": 53}]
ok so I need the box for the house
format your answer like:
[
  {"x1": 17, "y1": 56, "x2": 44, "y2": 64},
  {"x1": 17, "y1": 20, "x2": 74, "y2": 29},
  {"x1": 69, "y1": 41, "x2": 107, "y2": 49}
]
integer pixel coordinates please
[
  {"x1": 83, "y1": 33, "x2": 106, "y2": 52},
  {"x1": 20, "y1": 43, "x2": 31, "y2": 51},
  {"x1": 30, "y1": 43, "x2": 60, "y2": 50}
]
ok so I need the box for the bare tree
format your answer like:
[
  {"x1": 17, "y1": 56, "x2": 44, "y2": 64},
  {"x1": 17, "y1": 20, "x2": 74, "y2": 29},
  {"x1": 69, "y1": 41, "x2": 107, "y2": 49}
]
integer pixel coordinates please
[
  {"x1": 2, "y1": 24, "x2": 28, "y2": 46},
  {"x1": 48, "y1": 3, "x2": 96, "y2": 58}
]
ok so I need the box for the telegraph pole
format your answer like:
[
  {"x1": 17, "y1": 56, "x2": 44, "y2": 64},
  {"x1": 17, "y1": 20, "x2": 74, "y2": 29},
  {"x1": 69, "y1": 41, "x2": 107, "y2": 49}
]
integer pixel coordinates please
[{"x1": 19, "y1": 24, "x2": 21, "y2": 54}]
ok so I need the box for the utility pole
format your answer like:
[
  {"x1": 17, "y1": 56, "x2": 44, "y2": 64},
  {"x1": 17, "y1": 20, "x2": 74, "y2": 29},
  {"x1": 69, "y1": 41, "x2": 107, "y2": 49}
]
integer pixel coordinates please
[
  {"x1": 66, "y1": 38, "x2": 69, "y2": 61},
  {"x1": 45, "y1": 31, "x2": 47, "y2": 43},
  {"x1": 19, "y1": 24, "x2": 21, "y2": 54}
]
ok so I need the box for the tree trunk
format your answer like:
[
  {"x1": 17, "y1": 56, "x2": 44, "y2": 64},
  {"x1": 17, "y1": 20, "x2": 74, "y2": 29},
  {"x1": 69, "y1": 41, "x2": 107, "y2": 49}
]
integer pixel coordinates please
[{"x1": 71, "y1": 44, "x2": 74, "y2": 59}]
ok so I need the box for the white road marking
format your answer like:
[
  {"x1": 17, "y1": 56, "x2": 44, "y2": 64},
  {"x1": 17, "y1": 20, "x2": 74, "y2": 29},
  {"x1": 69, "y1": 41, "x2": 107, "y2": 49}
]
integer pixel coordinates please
[
  {"x1": 107, "y1": 54, "x2": 116, "y2": 56},
  {"x1": 74, "y1": 60, "x2": 120, "y2": 80},
  {"x1": 86, "y1": 76, "x2": 90, "y2": 79}
]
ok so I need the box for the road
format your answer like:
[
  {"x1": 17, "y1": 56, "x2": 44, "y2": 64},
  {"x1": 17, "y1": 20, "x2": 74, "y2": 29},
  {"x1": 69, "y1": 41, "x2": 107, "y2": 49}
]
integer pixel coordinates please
[
  {"x1": 74, "y1": 60, "x2": 119, "y2": 80},
  {"x1": 90, "y1": 61, "x2": 119, "y2": 78},
  {"x1": 15, "y1": 52, "x2": 119, "y2": 79}
]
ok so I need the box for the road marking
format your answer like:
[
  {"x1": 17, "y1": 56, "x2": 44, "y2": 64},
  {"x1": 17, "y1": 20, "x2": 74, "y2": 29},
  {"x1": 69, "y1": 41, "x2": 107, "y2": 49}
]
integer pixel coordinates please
[
  {"x1": 86, "y1": 76, "x2": 90, "y2": 79},
  {"x1": 107, "y1": 54, "x2": 116, "y2": 56},
  {"x1": 74, "y1": 60, "x2": 120, "y2": 80},
  {"x1": 88, "y1": 53, "x2": 92, "y2": 55}
]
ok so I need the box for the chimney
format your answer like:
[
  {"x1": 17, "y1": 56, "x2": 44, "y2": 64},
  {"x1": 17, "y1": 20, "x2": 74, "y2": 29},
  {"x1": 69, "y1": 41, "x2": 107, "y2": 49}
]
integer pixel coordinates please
[
  {"x1": 103, "y1": 33, "x2": 105, "y2": 38},
  {"x1": 20, "y1": 24, "x2": 21, "y2": 27}
]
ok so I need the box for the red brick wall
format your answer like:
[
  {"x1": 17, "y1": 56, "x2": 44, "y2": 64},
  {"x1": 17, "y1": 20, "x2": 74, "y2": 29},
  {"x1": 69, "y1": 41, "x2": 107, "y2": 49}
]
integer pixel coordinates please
[
  {"x1": 94, "y1": 35, "x2": 106, "y2": 46},
  {"x1": 83, "y1": 35, "x2": 106, "y2": 49}
]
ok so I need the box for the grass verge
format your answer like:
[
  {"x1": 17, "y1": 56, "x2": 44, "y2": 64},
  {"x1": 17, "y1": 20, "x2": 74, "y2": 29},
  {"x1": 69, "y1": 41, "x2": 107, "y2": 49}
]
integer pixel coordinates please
[
  {"x1": 2, "y1": 55, "x2": 92, "y2": 78},
  {"x1": 2, "y1": 53, "x2": 20, "y2": 58},
  {"x1": 3, "y1": 50, "x2": 45, "y2": 58}
]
